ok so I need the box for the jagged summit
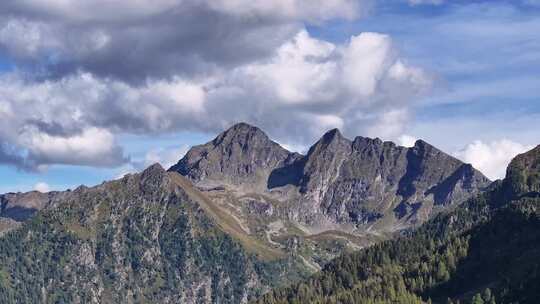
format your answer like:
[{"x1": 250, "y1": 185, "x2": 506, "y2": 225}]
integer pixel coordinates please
[
  {"x1": 224, "y1": 122, "x2": 263, "y2": 133},
  {"x1": 139, "y1": 163, "x2": 168, "y2": 192},
  {"x1": 212, "y1": 122, "x2": 271, "y2": 146},
  {"x1": 304, "y1": 129, "x2": 350, "y2": 160},
  {"x1": 320, "y1": 128, "x2": 345, "y2": 142},
  {"x1": 170, "y1": 123, "x2": 491, "y2": 229},
  {"x1": 142, "y1": 162, "x2": 165, "y2": 174},
  {"x1": 254, "y1": 145, "x2": 540, "y2": 304},
  {"x1": 0, "y1": 124, "x2": 523, "y2": 304},
  {"x1": 507, "y1": 144, "x2": 540, "y2": 178},
  {"x1": 504, "y1": 144, "x2": 540, "y2": 197},
  {"x1": 352, "y1": 136, "x2": 384, "y2": 148},
  {"x1": 169, "y1": 122, "x2": 293, "y2": 188},
  {"x1": 413, "y1": 139, "x2": 430, "y2": 147}
]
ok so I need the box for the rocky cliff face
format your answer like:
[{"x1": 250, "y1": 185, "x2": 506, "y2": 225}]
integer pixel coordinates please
[
  {"x1": 170, "y1": 123, "x2": 490, "y2": 233},
  {"x1": 170, "y1": 123, "x2": 300, "y2": 192}
]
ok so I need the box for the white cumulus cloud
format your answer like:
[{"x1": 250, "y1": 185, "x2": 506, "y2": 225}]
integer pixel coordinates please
[
  {"x1": 20, "y1": 127, "x2": 127, "y2": 168},
  {"x1": 114, "y1": 145, "x2": 190, "y2": 179},
  {"x1": 398, "y1": 134, "x2": 417, "y2": 148},
  {"x1": 0, "y1": 0, "x2": 373, "y2": 82},
  {"x1": 143, "y1": 145, "x2": 190, "y2": 169},
  {"x1": 0, "y1": 0, "x2": 433, "y2": 172},
  {"x1": 453, "y1": 139, "x2": 534, "y2": 180},
  {"x1": 209, "y1": 0, "x2": 365, "y2": 22},
  {"x1": 0, "y1": 18, "x2": 431, "y2": 170},
  {"x1": 33, "y1": 182, "x2": 50, "y2": 193}
]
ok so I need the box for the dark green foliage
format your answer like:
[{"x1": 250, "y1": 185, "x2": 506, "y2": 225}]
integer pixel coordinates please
[
  {"x1": 0, "y1": 175, "x2": 281, "y2": 303},
  {"x1": 0, "y1": 213, "x2": 79, "y2": 303},
  {"x1": 255, "y1": 181, "x2": 540, "y2": 304}
]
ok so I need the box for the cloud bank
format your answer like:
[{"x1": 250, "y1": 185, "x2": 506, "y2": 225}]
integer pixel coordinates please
[
  {"x1": 0, "y1": 0, "x2": 368, "y2": 82},
  {"x1": 454, "y1": 139, "x2": 534, "y2": 180},
  {"x1": 33, "y1": 182, "x2": 50, "y2": 193},
  {"x1": 0, "y1": 0, "x2": 432, "y2": 170}
]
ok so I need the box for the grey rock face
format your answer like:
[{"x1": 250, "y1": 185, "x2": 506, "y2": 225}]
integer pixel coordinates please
[
  {"x1": 171, "y1": 123, "x2": 491, "y2": 231},
  {"x1": 170, "y1": 122, "x2": 300, "y2": 191}
]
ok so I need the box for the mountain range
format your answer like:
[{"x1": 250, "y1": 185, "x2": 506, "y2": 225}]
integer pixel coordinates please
[
  {"x1": 0, "y1": 123, "x2": 534, "y2": 304},
  {"x1": 256, "y1": 144, "x2": 540, "y2": 304},
  {"x1": 170, "y1": 123, "x2": 489, "y2": 231}
]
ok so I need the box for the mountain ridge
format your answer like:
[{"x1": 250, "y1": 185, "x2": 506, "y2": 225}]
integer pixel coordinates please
[
  {"x1": 169, "y1": 122, "x2": 490, "y2": 233},
  {"x1": 0, "y1": 163, "x2": 304, "y2": 303},
  {"x1": 0, "y1": 122, "x2": 496, "y2": 304},
  {"x1": 255, "y1": 140, "x2": 540, "y2": 304}
]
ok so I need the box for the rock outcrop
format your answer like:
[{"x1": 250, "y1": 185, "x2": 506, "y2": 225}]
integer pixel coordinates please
[
  {"x1": 170, "y1": 123, "x2": 491, "y2": 232},
  {"x1": 170, "y1": 122, "x2": 301, "y2": 192}
]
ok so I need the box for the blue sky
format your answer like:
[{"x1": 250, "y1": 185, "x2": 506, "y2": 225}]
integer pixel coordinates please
[
  {"x1": 0, "y1": 0, "x2": 539, "y2": 192},
  {"x1": 0, "y1": 132, "x2": 212, "y2": 193},
  {"x1": 345, "y1": 1, "x2": 540, "y2": 150}
]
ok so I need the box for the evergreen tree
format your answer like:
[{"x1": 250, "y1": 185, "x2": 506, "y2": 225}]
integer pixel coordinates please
[{"x1": 471, "y1": 293, "x2": 484, "y2": 304}]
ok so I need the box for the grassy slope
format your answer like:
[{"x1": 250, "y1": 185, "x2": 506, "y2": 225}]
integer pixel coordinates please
[{"x1": 169, "y1": 172, "x2": 285, "y2": 261}]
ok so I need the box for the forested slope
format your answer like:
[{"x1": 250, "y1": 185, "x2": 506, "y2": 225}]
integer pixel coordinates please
[
  {"x1": 255, "y1": 146, "x2": 540, "y2": 304},
  {"x1": 0, "y1": 165, "x2": 292, "y2": 304}
]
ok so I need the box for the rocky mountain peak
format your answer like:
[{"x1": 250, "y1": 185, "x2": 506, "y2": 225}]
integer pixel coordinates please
[
  {"x1": 305, "y1": 128, "x2": 351, "y2": 158},
  {"x1": 140, "y1": 163, "x2": 167, "y2": 189},
  {"x1": 504, "y1": 145, "x2": 540, "y2": 198},
  {"x1": 320, "y1": 128, "x2": 344, "y2": 142},
  {"x1": 404, "y1": 139, "x2": 468, "y2": 179},
  {"x1": 212, "y1": 122, "x2": 270, "y2": 147},
  {"x1": 169, "y1": 122, "x2": 293, "y2": 188},
  {"x1": 142, "y1": 162, "x2": 165, "y2": 176},
  {"x1": 352, "y1": 136, "x2": 384, "y2": 147},
  {"x1": 411, "y1": 139, "x2": 439, "y2": 155},
  {"x1": 171, "y1": 124, "x2": 491, "y2": 229},
  {"x1": 413, "y1": 139, "x2": 429, "y2": 147},
  {"x1": 298, "y1": 129, "x2": 352, "y2": 192},
  {"x1": 351, "y1": 136, "x2": 389, "y2": 156},
  {"x1": 315, "y1": 128, "x2": 347, "y2": 144}
]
